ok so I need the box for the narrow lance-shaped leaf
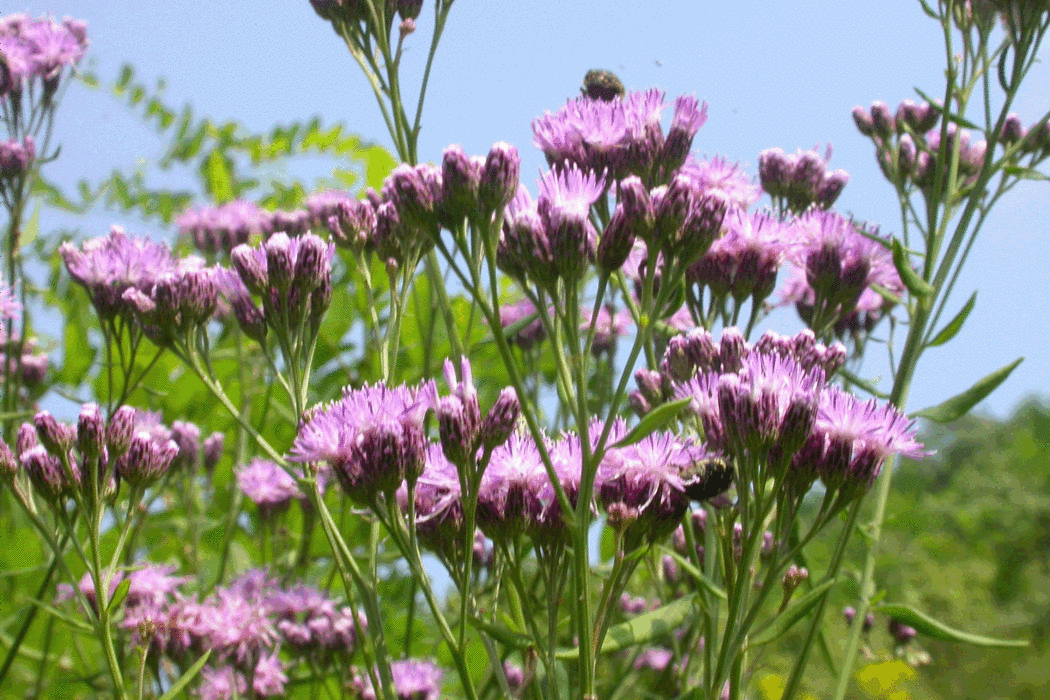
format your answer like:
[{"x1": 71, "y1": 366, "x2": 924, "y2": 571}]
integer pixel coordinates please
[
  {"x1": 891, "y1": 238, "x2": 934, "y2": 298},
  {"x1": 927, "y1": 291, "x2": 976, "y2": 348},
  {"x1": 556, "y1": 595, "x2": 701, "y2": 659},
  {"x1": 875, "y1": 603, "x2": 1028, "y2": 647},
  {"x1": 611, "y1": 397, "x2": 692, "y2": 449},
  {"x1": 158, "y1": 649, "x2": 213, "y2": 700},
  {"x1": 106, "y1": 577, "x2": 131, "y2": 616},
  {"x1": 748, "y1": 579, "x2": 837, "y2": 648},
  {"x1": 914, "y1": 357, "x2": 1023, "y2": 423}
]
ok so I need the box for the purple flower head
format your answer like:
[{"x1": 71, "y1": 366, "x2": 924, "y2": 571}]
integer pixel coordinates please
[
  {"x1": 22, "y1": 19, "x2": 85, "y2": 84},
  {"x1": 532, "y1": 87, "x2": 667, "y2": 178},
  {"x1": 354, "y1": 658, "x2": 444, "y2": 700},
  {"x1": 115, "y1": 429, "x2": 179, "y2": 489},
  {"x1": 597, "y1": 425, "x2": 714, "y2": 544},
  {"x1": 21, "y1": 444, "x2": 79, "y2": 505},
  {"x1": 0, "y1": 136, "x2": 35, "y2": 178},
  {"x1": 290, "y1": 380, "x2": 437, "y2": 505},
  {"x1": 583, "y1": 304, "x2": 632, "y2": 356},
  {"x1": 176, "y1": 200, "x2": 269, "y2": 255},
  {"x1": 809, "y1": 388, "x2": 927, "y2": 495},
  {"x1": 889, "y1": 618, "x2": 918, "y2": 646},
  {"x1": 679, "y1": 155, "x2": 760, "y2": 212},
  {"x1": 401, "y1": 444, "x2": 465, "y2": 558},
  {"x1": 477, "y1": 430, "x2": 578, "y2": 544},
  {"x1": 499, "y1": 297, "x2": 546, "y2": 350},
  {"x1": 498, "y1": 185, "x2": 556, "y2": 286},
  {"x1": 61, "y1": 226, "x2": 179, "y2": 322},
  {"x1": 759, "y1": 144, "x2": 848, "y2": 213},
  {"x1": 236, "y1": 458, "x2": 302, "y2": 517},
  {"x1": 438, "y1": 357, "x2": 482, "y2": 466},
  {"x1": 479, "y1": 141, "x2": 521, "y2": 215},
  {"x1": 687, "y1": 209, "x2": 786, "y2": 302},
  {"x1": 537, "y1": 165, "x2": 606, "y2": 280},
  {"x1": 661, "y1": 94, "x2": 709, "y2": 173}
]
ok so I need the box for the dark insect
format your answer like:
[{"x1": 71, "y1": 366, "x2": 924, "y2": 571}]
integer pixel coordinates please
[
  {"x1": 581, "y1": 69, "x2": 625, "y2": 102},
  {"x1": 681, "y1": 457, "x2": 734, "y2": 502}
]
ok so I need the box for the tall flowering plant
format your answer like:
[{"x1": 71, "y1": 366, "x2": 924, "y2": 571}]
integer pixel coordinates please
[{"x1": 0, "y1": 1, "x2": 1042, "y2": 699}]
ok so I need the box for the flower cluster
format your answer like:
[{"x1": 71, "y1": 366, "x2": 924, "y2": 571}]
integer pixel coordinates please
[
  {"x1": 778, "y1": 210, "x2": 904, "y2": 340},
  {"x1": 532, "y1": 88, "x2": 707, "y2": 182},
  {"x1": 235, "y1": 458, "x2": 303, "y2": 518},
  {"x1": 352, "y1": 658, "x2": 444, "y2": 700},
  {"x1": 0, "y1": 15, "x2": 88, "y2": 101},
  {"x1": 759, "y1": 145, "x2": 849, "y2": 214},
  {"x1": 175, "y1": 200, "x2": 276, "y2": 255},
  {"x1": 219, "y1": 231, "x2": 334, "y2": 343},
  {"x1": 672, "y1": 328, "x2": 925, "y2": 502},
  {"x1": 1, "y1": 404, "x2": 181, "y2": 511}
]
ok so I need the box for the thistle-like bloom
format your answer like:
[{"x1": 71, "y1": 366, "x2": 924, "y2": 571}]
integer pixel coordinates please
[
  {"x1": 175, "y1": 200, "x2": 270, "y2": 255},
  {"x1": 537, "y1": 165, "x2": 606, "y2": 281},
  {"x1": 0, "y1": 16, "x2": 87, "y2": 97},
  {"x1": 498, "y1": 185, "x2": 556, "y2": 286},
  {"x1": 805, "y1": 388, "x2": 927, "y2": 494},
  {"x1": 679, "y1": 155, "x2": 760, "y2": 212},
  {"x1": 532, "y1": 88, "x2": 668, "y2": 178},
  {"x1": 597, "y1": 427, "x2": 721, "y2": 545},
  {"x1": 779, "y1": 212, "x2": 903, "y2": 336},
  {"x1": 290, "y1": 381, "x2": 437, "y2": 504},
  {"x1": 401, "y1": 444, "x2": 465, "y2": 559},
  {"x1": 354, "y1": 658, "x2": 444, "y2": 700},
  {"x1": 687, "y1": 210, "x2": 787, "y2": 303},
  {"x1": 61, "y1": 226, "x2": 178, "y2": 322},
  {"x1": 236, "y1": 458, "x2": 302, "y2": 517},
  {"x1": 476, "y1": 430, "x2": 582, "y2": 544}
]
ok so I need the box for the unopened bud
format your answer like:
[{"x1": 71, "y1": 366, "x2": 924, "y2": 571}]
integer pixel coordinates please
[
  {"x1": 106, "y1": 406, "x2": 137, "y2": 459},
  {"x1": 77, "y1": 404, "x2": 106, "y2": 461},
  {"x1": 34, "y1": 411, "x2": 75, "y2": 458},
  {"x1": 479, "y1": 142, "x2": 521, "y2": 216},
  {"x1": 479, "y1": 388, "x2": 520, "y2": 450}
]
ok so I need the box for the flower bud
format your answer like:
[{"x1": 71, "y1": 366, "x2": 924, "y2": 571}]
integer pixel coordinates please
[
  {"x1": 22, "y1": 445, "x2": 79, "y2": 504},
  {"x1": 397, "y1": 0, "x2": 423, "y2": 20},
  {"x1": 292, "y1": 233, "x2": 329, "y2": 294},
  {"x1": 479, "y1": 142, "x2": 521, "y2": 216},
  {"x1": 889, "y1": 618, "x2": 917, "y2": 645},
  {"x1": 35, "y1": 411, "x2": 75, "y2": 457},
  {"x1": 106, "y1": 406, "x2": 137, "y2": 459},
  {"x1": 480, "y1": 388, "x2": 520, "y2": 451},
  {"x1": 438, "y1": 396, "x2": 479, "y2": 467},
  {"x1": 16, "y1": 423, "x2": 39, "y2": 458},
  {"x1": 852, "y1": 106, "x2": 874, "y2": 137},
  {"x1": 264, "y1": 233, "x2": 295, "y2": 293},
  {"x1": 870, "y1": 101, "x2": 895, "y2": 139},
  {"x1": 231, "y1": 244, "x2": 268, "y2": 296},
  {"x1": 202, "y1": 432, "x2": 225, "y2": 474},
  {"x1": 0, "y1": 441, "x2": 18, "y2": 482},
  {"x1": 596, "y1": 205, "x2": 635, "y2": 273},
  {"x1": 170, "y1": 421, "x2": 201, "y2": 472},
  {"x1": 77, "y1": 403, "x2": 106, "y2": 461},
  {"x1": 116, "y1": 432, "x2": 179, "y2": 488},
  {"x1": 897, "y1": 134, "x2": 917, "y2": 177},
  {"x1": 1001, "y1": 113, "x2": 1025, "y2": 145},
  {"x1": 816, "y1": 170, "x2": 849, "y2": 209},
  {"x1": 231, "y1": 294, "x2": 267, "y2": 342},
  {"x1": 439, "y1": 146, "x2": 480, "y2": 228}
]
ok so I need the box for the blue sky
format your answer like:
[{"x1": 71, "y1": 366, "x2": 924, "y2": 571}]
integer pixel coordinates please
[{"x1": 18, "y1": 0, "x2": 1050, "y2": 419}]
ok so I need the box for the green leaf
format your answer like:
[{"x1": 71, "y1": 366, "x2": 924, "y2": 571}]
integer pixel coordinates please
[
  {"x1": 158, "y1": 649, "x2": 212, "y2": 700},
  {"x1": 557, "y1": 595, "x2": 700, "y2": 659},
  {"x1": 115, "y1": 63, "x2": 133, "y2": 91},
  {"x1": 1002, "y1": 164, "x2": 1050, "y2": 181},
  {"x1": 106, "y1": 577, "x2": 132, "y2": 615},
  {"x1": 838, "y1": 368, "x2": 889, "y2": 400},
  {"x1": 467, "y1": 616, "x2": 532, "y2": 650},
  {"x1": 912, "y1": 88, "x2": 979, "y2": 130},
  {"x1": 21, "y1": 203, "x2": 40, "y2": 248},
  {"x1": 891, "y1": 238, "x2": 934, "y2": 298},
  {"x1": 661, "y1": 548, "x2": 726, "y2": 600},
  {"x1": 28, "y1": 598, "x2": 94, "y2": 634},
  {"x1": 874, "y1": 603, "x2": 1028, "y2": 647},
  {"x1": 914, "y1": 357, "x2": 1023, "y2": 423},
  {"x1": 611, "y1": 397, "x2": 692, "y2": 449},
  {"x1": 201, "y1": 149, "x2": 234, "y2": 204},
  {"x1": 927, "y1": 291, "x2": 976, "y2": 348},
  {"x1": 748, "y1": 579, "x2": 837, "y2": 648}
]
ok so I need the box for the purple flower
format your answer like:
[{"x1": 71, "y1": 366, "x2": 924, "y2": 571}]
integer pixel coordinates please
[
  {"x1": 537, "y1": 165, "x2": 606, "y2": 280},
  {"x1": 779, "y1": 211, "x2": 903, "y2": 331},
  {"x1": 499, "y1": 297, "x2": 546, "y2": 350},
  {"x1": 236, "y1": 458, "x2": 302, "y2": 516},
  {"x1": 61, "y1": 226, "x2": 179, "y2": 322},
  {"x1": 400, "y1": 444, "x2": 464, "y2": 557},
  {"x1": 175, "y1": 200, "x2": 270, "y2": 255},
  {"x1": 498, "y1": 184, "x2": 556, "y2": 285},
  {"x1": 354, "y1": 658, "x2": 444, "y2": 700},
  {"x1": 687, "y1": 209, "x2": 787, "y2": 302},
  {"x1": 679, "y1": 155, "x2": 760, "y2": 212},
  {"x1": 291, "y1": 380, "x2": 437, "y2": 504},
  {"x1": 634, "y1": 647, "x2": 674, "y2": 672},
  {"x1": 532, "y1": 88, "x2": 668, "y2": 178},
  {"x1": 807, "y1": 389, "x2": 927, "y2": 493},
  {"x1": 598, "y1": 426, "x2": 718, "y2": 542}
]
